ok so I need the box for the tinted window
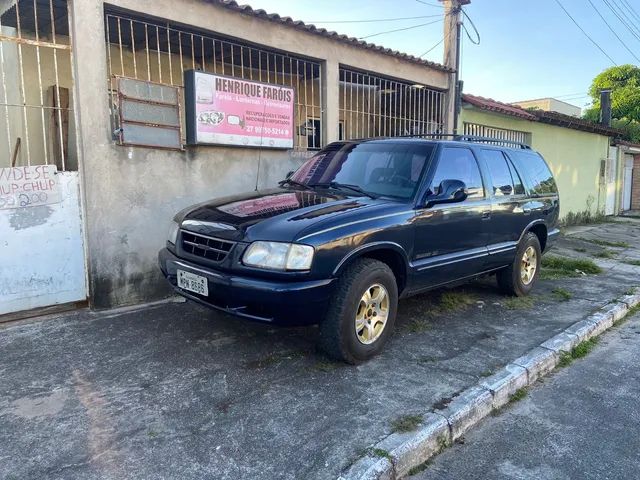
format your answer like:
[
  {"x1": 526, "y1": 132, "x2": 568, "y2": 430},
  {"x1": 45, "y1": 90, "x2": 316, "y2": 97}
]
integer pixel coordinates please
[
  {"x1": 507, "y1": 159, "x2": 526, "y2": 194},
  {"x1": 290, "y1": 142, "x2": 434, "y2": 199},
  {"x1": 431, "y1": 147, "x2": 484, "y2": 199},
  {"x1": 511, "y1": 151, "x2": 557, "y2": 195},
  {"x1": 481, "y1": 149, "x2": 514, "y2": 196}
]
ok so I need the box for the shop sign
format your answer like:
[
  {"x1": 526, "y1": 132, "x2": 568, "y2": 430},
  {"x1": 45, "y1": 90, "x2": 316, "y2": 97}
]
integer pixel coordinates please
[
  {"x1": 0, "y1": 165, "x2": 61, "y2": 210},
  {"x1": 185, "y1": 70, "x2": 295, "y2": 149}
]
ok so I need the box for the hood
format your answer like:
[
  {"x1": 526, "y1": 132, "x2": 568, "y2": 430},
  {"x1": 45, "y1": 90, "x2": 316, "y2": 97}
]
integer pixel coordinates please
[{"x1": 177, "y1": 188, "x2": 387, "y2": 242}]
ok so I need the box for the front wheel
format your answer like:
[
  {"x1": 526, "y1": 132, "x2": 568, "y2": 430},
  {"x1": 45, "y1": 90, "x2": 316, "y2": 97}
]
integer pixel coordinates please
[
  {"x1": 497, "y1": 232, "x2": 542, "y2": 296},
  {"x1": 318, "y1": 258, "x2": 398, "y2": 364}
]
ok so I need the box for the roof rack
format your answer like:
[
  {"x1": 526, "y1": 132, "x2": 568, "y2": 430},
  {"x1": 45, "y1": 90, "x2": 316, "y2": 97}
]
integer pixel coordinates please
[{"x1": 390, "y1": 133, "x2": 532, "y2": 149}]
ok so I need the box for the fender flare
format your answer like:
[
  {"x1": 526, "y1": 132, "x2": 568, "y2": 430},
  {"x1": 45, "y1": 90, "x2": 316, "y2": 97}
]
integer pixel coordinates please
[{"x1": 332, "y1": 241, "x2": 410, "y2": 277}]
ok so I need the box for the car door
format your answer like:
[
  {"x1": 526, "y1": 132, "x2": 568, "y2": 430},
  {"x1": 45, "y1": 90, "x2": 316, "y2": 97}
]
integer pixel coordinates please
[
  {"x1": 410, "y1": 146, "x2": 492, "y2": 290},
  {"x1": 477, "y1": 148, "x2": 532, "y2": 269}
]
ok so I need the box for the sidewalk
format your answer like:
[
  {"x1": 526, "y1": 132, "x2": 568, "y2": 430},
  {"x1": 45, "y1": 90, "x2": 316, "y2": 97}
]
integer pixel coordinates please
[
  {"x1": 410, "y1": 310, "x2": 640, "y2": 480},
  {"x1": 1, "y1": 219, "x2": 639, "y2": 479}
]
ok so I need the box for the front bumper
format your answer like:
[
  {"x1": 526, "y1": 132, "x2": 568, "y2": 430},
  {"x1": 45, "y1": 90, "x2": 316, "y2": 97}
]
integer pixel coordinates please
[{"x1": 158, "y1": 248, "x2": 335, "y2": 325}]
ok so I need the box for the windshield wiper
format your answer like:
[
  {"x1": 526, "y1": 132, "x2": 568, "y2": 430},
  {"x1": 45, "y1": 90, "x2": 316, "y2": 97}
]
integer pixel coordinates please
[
  {"x1": 278, "y1": 178, "x2": 309, "y2": 189},
  {"x1": 313, "y1": 182, "x2": 378, "y2": 199}
]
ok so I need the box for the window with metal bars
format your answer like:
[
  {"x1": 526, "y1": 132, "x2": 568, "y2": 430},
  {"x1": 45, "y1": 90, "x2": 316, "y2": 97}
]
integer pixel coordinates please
[
  {"x1": 463, "y1": 122, "x2": 531, "y2": 146},
  {"x1": 104, "y1": 12, "x2": 324, "y2": 150},
  {"x1": 338, "y1": 67, "x2": 446, "y2": 141},
  {"x1": 0, "y1": 0, "x2": 76, "y2": 171}
]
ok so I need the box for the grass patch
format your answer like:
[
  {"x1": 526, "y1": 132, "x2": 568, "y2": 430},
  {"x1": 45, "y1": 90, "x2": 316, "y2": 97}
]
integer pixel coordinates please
[
  {"x1": 369, "y1": 448, "x2": 392, "y2": 460},
  {"x1": 578, "y1": 237, "x2": 630, "y2": 248},
  {"x1": 594, "y1": 249, "x2": 616, "y2": 259},
  {"x1": 438, "y1": 290, "x2": 476, "y2": 312},
  {"x1": 406, "y1": 436, "x2": 449, "y2": 476},
  {"x1": 391, "y1": 414, "x2": 423, "y2": 433},
  {"x1": 552, "y1": 287, "x2": 572, "y2": 301},
  {"x1": 561, "y1": 207, "x2": 606, "y2": 226},
  {"x1": 509, "y1": 387, "x2": 528, "y2": 404},
  {"x1": 540, "y1": 255, "x2": 602, "y2": 280},
  {"x1": 624, "y1": 259, "x2": 640, "y2": 267},
  {"x1": 503, "y1": 295, "x2": 536, "y2": 310},
  {"x1": 573, "y1": 247, "x2": 587, "y2": 253},
  {"x1": 405, "y1": 318, "x2": 433, "y2": 333},
  {"x1": 558, "y1": 337, "x2": 599, "y2": 368}
]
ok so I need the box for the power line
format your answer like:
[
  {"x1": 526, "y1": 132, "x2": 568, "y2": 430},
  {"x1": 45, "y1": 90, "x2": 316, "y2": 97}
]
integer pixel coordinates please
[
  {"x1": 601, "y1": 0, "x2": 640, "y2": 43},
  {"x1": 415, "y1": 0, "x2": 444, "y2": 8},
  {"x1": 553, "y1": 0, "x2": 617, "y2": 65},
  {"x1": 461, "y1": 9, "x2": 480, "y2": 45},
  {"x1": 587, "y1": 0, "x2": 640, "y2": 62},
  {"x1": 358, "y1": 18, "x2": 442, "y2": 40},
  {"x1": 308, "y1": 14, "x2": 442, "y2": 24},
  {"x1": 618, "y1": 0, "x2": 640, "y2": 25}
]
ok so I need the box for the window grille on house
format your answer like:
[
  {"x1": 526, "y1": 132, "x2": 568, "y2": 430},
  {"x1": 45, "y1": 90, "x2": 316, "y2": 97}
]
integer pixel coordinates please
[
  {"x1": 0, "y1": 0, "x2": 77, "y2": 171},
  {"x1": 105, "y1": 12, "x2": 324, "y2": 150},
  {"x1": 463, "y1": 122, "x2": 531, "y2": 146},
  {"x1": 338, "y1": 67, "x2": 446, "y2": 141}
]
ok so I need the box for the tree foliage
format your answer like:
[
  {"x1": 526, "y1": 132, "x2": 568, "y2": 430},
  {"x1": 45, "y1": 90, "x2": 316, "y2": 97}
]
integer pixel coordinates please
[{"x1": 583, "y1": 65, "x2": 640, "y2": 142}]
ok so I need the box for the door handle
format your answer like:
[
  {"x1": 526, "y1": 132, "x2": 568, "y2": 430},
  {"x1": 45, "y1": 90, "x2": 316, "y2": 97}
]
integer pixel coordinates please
[
  {"x1": 481, "y1": 210, "x2": 491, "y2": 219},
  {"x1": 523, "y1": 207, "x2": 532, "y2": 214}
]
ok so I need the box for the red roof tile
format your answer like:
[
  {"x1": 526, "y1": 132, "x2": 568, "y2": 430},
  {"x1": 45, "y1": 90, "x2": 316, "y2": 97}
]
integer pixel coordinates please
[
  {"x1": 204, "y1": 0, "x2": 452, "y2": 73},
  {"x1": 462, "y1": 94, "x2": 537, "y2": 120}
]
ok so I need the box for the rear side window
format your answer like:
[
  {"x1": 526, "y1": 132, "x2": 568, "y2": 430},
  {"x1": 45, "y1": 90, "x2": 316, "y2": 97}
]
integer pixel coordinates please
[
  {"x1": 510, "y1": 151, "x2": 557, "y2": 195},
  {"x1": 480, "y1": 149, "x2": 514, "y2": 196},
  {"x1": 431, "y1": 147, "x2": 484, "y2": 199}
]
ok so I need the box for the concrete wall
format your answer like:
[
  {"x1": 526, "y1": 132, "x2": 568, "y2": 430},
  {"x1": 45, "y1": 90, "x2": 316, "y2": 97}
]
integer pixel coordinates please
[
  {"x1": 460, "y1": 107, "x2": 611, "y2": 219},
  {"x1": 69, "y1": 0, "x2": 450, "y2": 308}
]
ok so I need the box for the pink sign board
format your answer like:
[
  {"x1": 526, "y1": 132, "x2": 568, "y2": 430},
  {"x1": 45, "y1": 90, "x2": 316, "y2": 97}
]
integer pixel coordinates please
[{"x1": 189, "y1": 71, "x2": 295, "y2": 148}]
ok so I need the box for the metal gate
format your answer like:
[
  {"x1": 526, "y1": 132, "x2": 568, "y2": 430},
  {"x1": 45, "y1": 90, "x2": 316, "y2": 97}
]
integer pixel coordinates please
[
  {"x1": 605, "y1": 147, "x2": 618, "y2": 216},
  {"x1": 623, "y1": 154, "x2": 634, "y2": 212},
  {"x1": 0, "y1": 0, "x2": 87, "y2": 317}
]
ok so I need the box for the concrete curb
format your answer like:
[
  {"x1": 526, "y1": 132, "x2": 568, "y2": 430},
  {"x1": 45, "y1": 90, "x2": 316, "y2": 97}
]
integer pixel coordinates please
[{"x1": 340, "y1": 290, "x2": 640, "y2": 480}]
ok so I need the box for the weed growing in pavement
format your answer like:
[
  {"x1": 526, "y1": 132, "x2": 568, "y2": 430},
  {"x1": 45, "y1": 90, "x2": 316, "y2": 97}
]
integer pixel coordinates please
[
  {"x1": 578, "y1": 238, "x2": 630, "y2": 248},
  {"x1": 558, "y1": 338, "x2": 599, "y2": 368},
  {"x1": 573, "y1": 247, "x2": 588, "y2": 253},
  {"x1": 405, "y1": 318, "x2": 433, "y2": 333},
  {"x1": 509, "y1": 388, "x2": 528, "y2": 404},
  {"x1": 594, "y1": 249, "x2": 616, "y2": 259},
  {"x1": 503, "y1": 295, "x2": 536, "y2": 310},
  {"x1": 312, "y1": 360, "x2": 340, "y2": 372},
  {"x1": 391, "y1": 414, "x2": 423, "y2": 433},
  {"x1": 406, "y1": 435, "x2": 450, "y2": 476},
  {"x1": 369, "y1": 448, "x2": 392, "y2": 460},
  {"x1": 540, "y1": 256, "x2": 602, "y2": 280},
  {"x1": 561, "y1": 197, "x2": 606, "y2": 226},
  {"x1": 624, "y1": 259, "x2": 640, "y2": 267},
  {"x1": 438, "y1": 290, "x2": 477, "y2": 312},
  {"x1": 552, "y1": 287, "x2": 573, "y2": 301}
]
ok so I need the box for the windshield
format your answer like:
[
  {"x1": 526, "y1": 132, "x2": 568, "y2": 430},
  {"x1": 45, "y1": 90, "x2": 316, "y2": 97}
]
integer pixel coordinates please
[{"x1": 289, "y1": 142, "x2": 434, "y2": 199}]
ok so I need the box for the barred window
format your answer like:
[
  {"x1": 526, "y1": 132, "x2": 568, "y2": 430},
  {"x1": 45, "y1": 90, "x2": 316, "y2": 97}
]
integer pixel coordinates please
[
  {"x1": 463, "y1": 122, "x2": 531, "y2": 146},
  {"x1": 339, "y1": 67, "x2": 446, "y2": 141},
  {"x1": 105, "y1": 12, "x2": 324, "y2": 150}
]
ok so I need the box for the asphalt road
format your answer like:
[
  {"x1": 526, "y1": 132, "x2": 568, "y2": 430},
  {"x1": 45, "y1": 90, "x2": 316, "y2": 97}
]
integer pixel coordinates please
[
  {"x1": 1, "y1": 220, "x2": 640, "y2": 479},
  {"x1": 411, "y1": 311, "x2": 640, "y2": 480}
]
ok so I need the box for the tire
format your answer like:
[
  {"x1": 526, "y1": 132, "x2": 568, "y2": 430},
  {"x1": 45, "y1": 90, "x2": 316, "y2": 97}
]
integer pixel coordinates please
[
  {"x1": 497, "y1": 232, "x2": 542, "y2": 297},
  {"x1": 318, "y1": 258, "x2": 398, "y2": 364}
]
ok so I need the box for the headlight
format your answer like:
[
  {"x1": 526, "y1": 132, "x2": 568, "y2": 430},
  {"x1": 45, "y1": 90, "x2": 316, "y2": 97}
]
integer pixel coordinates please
[
  {"x1": 167, "y1": 221, "x2": 180, "y2": 245},
  {"x1": 243, "y1": 241, "x2": 314, "y2": 271}
]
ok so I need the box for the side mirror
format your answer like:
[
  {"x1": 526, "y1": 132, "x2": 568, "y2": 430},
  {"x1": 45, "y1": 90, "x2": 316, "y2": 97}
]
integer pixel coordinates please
[{"x1": 425, "y1": 179, "x2": 468, "y2": 207}]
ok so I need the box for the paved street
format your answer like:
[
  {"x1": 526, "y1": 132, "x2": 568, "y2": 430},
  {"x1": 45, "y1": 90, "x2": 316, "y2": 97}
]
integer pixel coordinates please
[
  {"x1": 1, "y1": 220, "x2": 640, "y2": 480},
  {"x1": 411, "y1": 310, "x2": 640, "y2": 480}
]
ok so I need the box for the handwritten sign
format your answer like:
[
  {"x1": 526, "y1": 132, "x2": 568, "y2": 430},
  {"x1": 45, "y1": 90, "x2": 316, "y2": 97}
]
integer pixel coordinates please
[
  {"x1": 0, "y1": 165, "x2": 61, "y2": 210},
  {"x1": 185, "y1": 71, "x2": 295, "y2": 149}
]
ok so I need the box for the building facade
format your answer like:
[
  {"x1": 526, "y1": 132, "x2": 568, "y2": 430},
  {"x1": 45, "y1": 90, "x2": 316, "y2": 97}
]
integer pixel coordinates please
[{"x1": 0, "y1": 0, "x2": 453, "y2": 315}]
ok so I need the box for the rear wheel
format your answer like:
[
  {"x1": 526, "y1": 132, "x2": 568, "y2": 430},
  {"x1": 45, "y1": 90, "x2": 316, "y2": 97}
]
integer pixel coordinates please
[
  {"x1": 318, "y1": 258, "x2": 398, "y2": 364},
  {"x1": 497, "y1": 232, "x2": 541, "y2": 296}
]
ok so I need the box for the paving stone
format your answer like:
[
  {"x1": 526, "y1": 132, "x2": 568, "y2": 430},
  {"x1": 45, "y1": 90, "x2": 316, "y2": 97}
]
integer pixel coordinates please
[
  {"x1": 564, "y1": 319, "x2": 601, "y2": 343},
  {"x1": 438, "y1": 385, "x2": 493, "y2": 441},
  {"x1": 480, "y1": 363, "x2": 528, "y2": 409},
  {"x1": 512, "y1": 346, "x2": 558, "y2": 383},
  {"x1": 341, "y1": 455, "x2": 393, "y2": 480},
  {"x1": 540, "y1": 331, "x2": 580, "y2": 353}
]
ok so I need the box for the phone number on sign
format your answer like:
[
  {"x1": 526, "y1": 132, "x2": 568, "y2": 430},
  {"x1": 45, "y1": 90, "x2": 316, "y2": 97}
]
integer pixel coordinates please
[{"x1": 246, "y1": 126, "x2": 290, "y2": 136}]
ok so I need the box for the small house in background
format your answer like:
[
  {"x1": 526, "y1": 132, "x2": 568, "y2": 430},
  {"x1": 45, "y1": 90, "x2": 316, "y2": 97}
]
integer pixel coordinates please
[
  {"x1": 460, "y1": 94, "x2": 628, "y2": 221},
  {"x1": 511, "y1": 97, "x2": 582, "y2": 117}
]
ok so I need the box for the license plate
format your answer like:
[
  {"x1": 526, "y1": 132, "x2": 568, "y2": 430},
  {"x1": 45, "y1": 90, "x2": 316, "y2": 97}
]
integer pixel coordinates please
[{"x1": 177, "y1": 269, "x2": 209, "y2": 296}]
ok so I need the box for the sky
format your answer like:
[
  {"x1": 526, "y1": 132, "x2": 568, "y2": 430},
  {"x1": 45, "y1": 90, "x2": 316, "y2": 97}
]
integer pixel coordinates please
[{"x1": 242, "y1": 0, "x2": 640, "y2": 108}]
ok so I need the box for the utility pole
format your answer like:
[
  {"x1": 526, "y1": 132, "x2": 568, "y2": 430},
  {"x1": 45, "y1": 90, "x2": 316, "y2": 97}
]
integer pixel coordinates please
[{"x1": 441, "y1": 0, "x2": 469, "y2": 134}]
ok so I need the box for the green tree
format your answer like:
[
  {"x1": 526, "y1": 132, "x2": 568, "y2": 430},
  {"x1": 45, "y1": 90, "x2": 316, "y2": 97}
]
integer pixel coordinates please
[{"x1": 583, "y1": 65, "x2": 640, "y2": 142}]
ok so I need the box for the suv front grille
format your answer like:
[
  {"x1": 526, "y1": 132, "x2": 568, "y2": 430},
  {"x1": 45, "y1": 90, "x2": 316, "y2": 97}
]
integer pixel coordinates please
[{"x1": 181, "y1": 231, "x2": 235, "y2": 262}]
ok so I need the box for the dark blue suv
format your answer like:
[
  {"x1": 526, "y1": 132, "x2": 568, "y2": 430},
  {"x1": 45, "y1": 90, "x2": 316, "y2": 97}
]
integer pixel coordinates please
[{"x1": 159, "y1": 137, "x2": 560, "y2": 363}]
